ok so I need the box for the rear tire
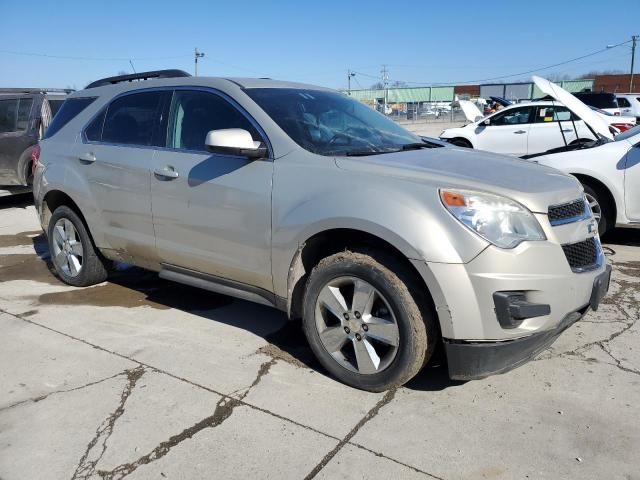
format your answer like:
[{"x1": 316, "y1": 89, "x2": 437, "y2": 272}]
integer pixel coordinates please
[
  {"x1": 302, "y1": 250, "x2": 435, "y2": 392},
  {"x1": 47, "y1": 206, "x2": 109, "y2": 287},
  {"x1": 582, "y1": 184, "x2": 611, "y2": 236}
]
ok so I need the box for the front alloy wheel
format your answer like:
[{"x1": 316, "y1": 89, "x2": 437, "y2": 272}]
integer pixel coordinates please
[
  {"x1": 315, "y1": 276, "x2": 400, "y2": 374},
  {"x1": 302, "y1": 251, "x2": 435, "y2": 391}
]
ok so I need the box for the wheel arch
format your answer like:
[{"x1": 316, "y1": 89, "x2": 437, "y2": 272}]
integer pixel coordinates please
[
  {"x1": 570, "y1": 173, "x2": 618, "y2": 224},
  {"x1": 285, "y1": 227, "x2": 443, "y2": 340}
]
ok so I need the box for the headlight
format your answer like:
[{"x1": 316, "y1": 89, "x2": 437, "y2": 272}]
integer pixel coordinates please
[{"x1": 440, "y1": 189, "x2": 546, "y2": 249}]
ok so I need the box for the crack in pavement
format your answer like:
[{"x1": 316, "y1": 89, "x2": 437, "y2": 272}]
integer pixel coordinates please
[
  {"x1": 95, "y1": 357, "x2": 276, "y2": 479},
  {"x1": 0, "y1": 370, "x2": 128, "y2": 413},
  {"x1": 302, "y1": 389, "x2": 444, "y2": 480},
  {"x1": 71, "y1": 366, "x2": 145, "y2": 480}
]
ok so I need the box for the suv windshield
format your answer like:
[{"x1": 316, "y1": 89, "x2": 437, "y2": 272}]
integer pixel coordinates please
[{"x1": 246, "y1": 88, "x2": 421, "y2": 156}]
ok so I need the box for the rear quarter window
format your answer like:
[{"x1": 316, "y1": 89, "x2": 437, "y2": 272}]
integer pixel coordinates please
[{"x1": 44, "y1": 97, "x2": 96, "y2": 139}]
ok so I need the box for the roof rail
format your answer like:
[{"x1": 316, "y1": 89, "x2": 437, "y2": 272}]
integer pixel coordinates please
[
  {"x1": 0, "y1": 88, "x2": 74, "y2": 94},
  {"x1": 85, "y1": 69, "x2": 191, "y2": 89}
]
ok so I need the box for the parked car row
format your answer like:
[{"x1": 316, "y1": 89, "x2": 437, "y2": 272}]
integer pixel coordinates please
[
  {"x1": 31, "y1": 69, "x2": 612, "y2": 391},
  {"x1": 441, "y1": 76, "x2": 639, "y2": 236},
  {"x1": 0, "y1": 89, "x2": 70, "y2": 193}
]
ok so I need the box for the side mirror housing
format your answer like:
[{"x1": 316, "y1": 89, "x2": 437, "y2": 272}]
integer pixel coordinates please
[{"x1": 205, "y1": 129, "x2": 267, "y2": 159}]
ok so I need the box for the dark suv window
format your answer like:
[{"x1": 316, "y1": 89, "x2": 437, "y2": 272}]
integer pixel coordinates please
[
  {"x1": 44, "y1": 97, "x2": 96, "y2": 139},
  {"x1": 574, "y1": 93, "x2": 618, "y2": 110},
  {"x1": 490, "y1": 106, "x2": 533, "y2": 125},
  {"x1": 102, "y1": 92, "x2": 165, "y2": 146},
  {"x1": 0, "y1": 98, "x2": 33, "y2": 133},
  {"x1": 168, "y1": 90, "x2": 261, "y2": 151}
]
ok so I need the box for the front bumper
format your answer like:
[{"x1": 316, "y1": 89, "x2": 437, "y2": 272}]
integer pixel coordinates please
[{"x1": 444, "y1": 264, "x2": 611, "y2": 380}]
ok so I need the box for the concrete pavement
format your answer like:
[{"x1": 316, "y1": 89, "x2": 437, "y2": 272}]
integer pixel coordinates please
[{"x1": 1, "y1": 194, "x2": 639, "y2": 480}]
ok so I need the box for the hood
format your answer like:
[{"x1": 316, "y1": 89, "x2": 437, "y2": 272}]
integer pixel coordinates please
[
  {"x1": 335, "y1": 147, "x2": 582, "y2": 213},
  {"x1": 532, "y1": 76, "x2": 614, "y2": 140},
  {"x1": 458, "y1": 100, "x2": 484, "y2": 122}
]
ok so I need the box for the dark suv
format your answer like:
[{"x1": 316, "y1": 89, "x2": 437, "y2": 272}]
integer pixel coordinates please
[{"x1": 0, "y1": 89, "x2": 70, "y2": 192}]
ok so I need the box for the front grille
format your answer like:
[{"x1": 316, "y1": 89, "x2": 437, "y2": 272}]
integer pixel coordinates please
[
  {"x1": 548, "y1": 199, "x2": 587, "y2": 225},
  {"x1": 562, "y1": 237, "x2": 600, "y2": 271}
]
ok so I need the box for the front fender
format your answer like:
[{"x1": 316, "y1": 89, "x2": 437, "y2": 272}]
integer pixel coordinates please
[{"x1": 271, "y1": 171, "x2": 488, "y2": 298}]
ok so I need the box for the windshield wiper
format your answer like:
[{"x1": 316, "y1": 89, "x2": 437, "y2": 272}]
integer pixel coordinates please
[
  {"x1": 399, "y1": 142, "x2": 432, "y2": 151},
  {"x1": 344, "y1": 149, "x2": 389, "y2": 156}
]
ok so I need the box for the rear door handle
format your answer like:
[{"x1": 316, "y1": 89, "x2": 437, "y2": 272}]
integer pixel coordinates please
[
  {"x1": 514, "y1": 130, "x2": 527, "y2": 134},
  {"x1": 78, "y1": 152, "x2": 96, "y2": 163},
  {"x1": 153, "y1": 166, "x2": 179, "y2": 179}
]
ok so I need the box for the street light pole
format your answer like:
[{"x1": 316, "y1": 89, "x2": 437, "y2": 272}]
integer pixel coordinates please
[
  {"x1": 630, "y1": 35, "x2": 638, "y2": 92},
  {"x1": 381, "y1": 65, "x2": 389, "y2": 114},
  {"x1": 194, "y1": 48, "x2": 205, "y2": 77},
  {"x1": 347, "y1": 70, "x2": 356, "y2": 95}
]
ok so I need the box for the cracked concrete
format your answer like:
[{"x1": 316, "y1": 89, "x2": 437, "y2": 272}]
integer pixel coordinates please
[{"x1": 1, "y1": 199, "x2": 639, "y2": 480}]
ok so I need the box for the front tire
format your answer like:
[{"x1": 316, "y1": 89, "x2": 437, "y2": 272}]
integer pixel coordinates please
[
  {"x1": 582, "y1": 184, "x2": 611, "y2": 236},
  {"x1": 302, "y1": 251, "x2": 435, "y2": 392},
  {"x1": 448, "y1": 138, "x2": 472, "y2": 148},
  {"x1": 48, "y1": 206, "x2": 109, "y2": 287}
]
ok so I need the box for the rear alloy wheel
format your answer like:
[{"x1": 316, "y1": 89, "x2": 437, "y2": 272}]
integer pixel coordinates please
[
  {"x1": 302, "y1": 251, "x2": 434, "y2": 391},
  {"x1": 48, "y1": 206, "x2": 109, "y2": 287}
]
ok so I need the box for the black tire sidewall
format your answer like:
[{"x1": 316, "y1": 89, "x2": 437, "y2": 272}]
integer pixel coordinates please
[
  {"x1": 302, "y1": 252, "x2": 428, "y2": 391},
  {"x1": 47, "y1": 206, "x2": 106, "y2": 287},
  {"x1": 582, "y1": 184, "x2": 609, "y2": 236}
]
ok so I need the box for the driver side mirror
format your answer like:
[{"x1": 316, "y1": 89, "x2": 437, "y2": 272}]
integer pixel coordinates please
[{"x1": 205, "y1": 129, "x2": 267, "y2": 159}]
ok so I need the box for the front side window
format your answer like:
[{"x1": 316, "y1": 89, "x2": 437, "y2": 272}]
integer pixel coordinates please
[
  {"x1": 0, "y1": 98, "x2": 19, "y2": 133},
  {"x1": 535, "y1": 105, "x2": 573, "y2": 123},
  {"x1": 167, "y1": 90, "x2": 261, "y2": 151},
  {"x1": 102, "y1": 92, "x2": 165, "y2": 146},
  {"x1": 246, "y1": 88, "x2": 421, "y2": 156},
  {"x1": 490, "y1": 106, "x2": 533, "y2": 126}
]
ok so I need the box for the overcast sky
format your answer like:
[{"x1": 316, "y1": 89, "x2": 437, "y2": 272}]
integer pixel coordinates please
[{"x1": 1, "y1": 0, "x2": 639, "y2": 90}]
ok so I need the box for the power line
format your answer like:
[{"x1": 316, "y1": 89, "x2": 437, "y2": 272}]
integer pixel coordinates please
[
  {"x1": 402, "y1": 38, "x2": 635, "y2": 86},
  {"x1": 0, "y1": 49, "x2": 191, "y2": 62}
]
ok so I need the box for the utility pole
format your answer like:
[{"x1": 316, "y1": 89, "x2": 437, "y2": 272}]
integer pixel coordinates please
[
  {"x1": 194, "y1": 48, "x2": 205, "y2": 77},
  {"x1": 347, "y1": 70, "x2": 356, "y2": 95},
  {"x1": 381, "y1": 65, "x2": 389, "y2": 114},
  {"x1": 630, "y1": 35, "x2": 638, "y2": 92}
]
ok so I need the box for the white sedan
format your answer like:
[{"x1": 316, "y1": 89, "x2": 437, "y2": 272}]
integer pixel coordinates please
[
  {"x1": 440, "y1": 100, "x2": 597, "y2": 156},
  {"x1": 525, "y1": 77, "x2": 639, "y2": 235}
]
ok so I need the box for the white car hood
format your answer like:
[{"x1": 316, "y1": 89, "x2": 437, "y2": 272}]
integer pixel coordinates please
[
  {"x1": 458, "y1": 100, "x2": 484, "y2": 123},
  {"x1": 532, "y1": 76, "x2": 614, "y2": 140}
]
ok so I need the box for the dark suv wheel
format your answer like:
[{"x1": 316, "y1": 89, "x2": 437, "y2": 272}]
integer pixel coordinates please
[
  {"x1": 302, "y1": 250, "x2": 436, "y2": 391},
  {"x1": 47, "y1": 206, "x2": 109, "y2": 287}
]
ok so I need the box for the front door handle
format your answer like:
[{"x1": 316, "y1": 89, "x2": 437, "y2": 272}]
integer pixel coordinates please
[
  {"x1": 154, "y1": 166, "x2": 179, "y2": 179},
  {"x1": 561, "y1": 128, "x2": 573, "y2": 132},
  {"x1": 514, "y1": 130, "x2": 527, "y2": 134},
  {"x1": 78, "y1": 152, "x2": 96, "y2": 163}
]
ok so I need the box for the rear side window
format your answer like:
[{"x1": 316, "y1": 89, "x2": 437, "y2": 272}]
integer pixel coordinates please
[
  {"x1": 17, "y1": 98, "x2": 33, "y2": 130},
  {"x1": 0, "y1": 98, "x2": 19, "y2": 133},
  {"x1": 101, "y1": 92, "x2": 165, "y2": 146},
  {"x1": 0, "y1": 98, "x2": 33, "y2": 133},
  {"x1": 44, "y1": 97, "x2": 96, "y2": 139},
  {"x1": 168, "y1": 90, "x2": 261, "y2": 151},
  {"x1": 617, "y1": 97, "x2": 631, "y2": 108}
]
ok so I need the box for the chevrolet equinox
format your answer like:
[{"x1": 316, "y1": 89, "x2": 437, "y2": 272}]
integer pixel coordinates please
[{"x1": 33, "y1": 70, "x2": 611, "y2": 391}]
